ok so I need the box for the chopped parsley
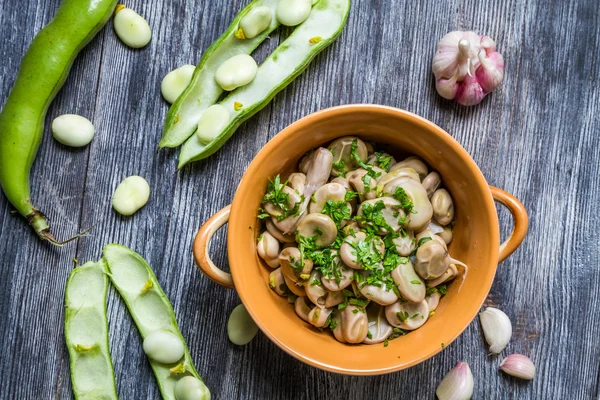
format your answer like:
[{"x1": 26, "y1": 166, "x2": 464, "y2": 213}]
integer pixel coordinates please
[
  {"x1": 345, "y1": 191, "x2": 358, "y2": 201},
  {"x1": 260, "y1": 174, "x2": 303, "y2": 221},
  {"x1": 410, "y1": 280, "x2": 422, "y2": 285},
  {"x1": 322, "y1": 200, "x2": 351, "y2": 228},
  {"x1": 410, "y1": 236, "x2": 433, "y2": 256},
  {"x1": 392, "y1": 187, "x2": 414, "y2": 215},
  {"x1": 373, "y1": 152, "x2": 393, "y2": 171},
  {"x1": 397, "y1": 311, "x2": 409, "y2": 322}
]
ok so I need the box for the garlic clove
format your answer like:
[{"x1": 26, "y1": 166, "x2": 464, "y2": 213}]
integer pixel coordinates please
[
  {"x1": 436, "y1": 362, "x2": 474, "y2": 400},
  {"x1": 479, "y1": 35, "x2": 497, "y2": 52},
  {"x1": 479, "y1": 307, "x2": 512, "y2": 354},
  {"x1": 499, "y1": 354, "x2": 536, "y2": 380},
  {"x1": 476, "y1": 50, "x2": 504, "y2": 93},
  {"x1": 455, "y1": 74, "x2": 486, "y2": 106},
  {"x1": 435, "y1": 76, "x2": 458, "y2": 100}
]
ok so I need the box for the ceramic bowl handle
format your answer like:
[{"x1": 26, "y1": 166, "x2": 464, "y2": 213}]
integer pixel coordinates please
[
  {"x1": 193, "y1": 205, "x2": 235, "y2": 288},
  {"x1": 490, "y1": 186, "x2": 528, "y2": 262}
]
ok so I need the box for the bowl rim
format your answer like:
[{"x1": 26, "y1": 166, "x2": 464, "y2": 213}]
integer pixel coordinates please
[{"x1": 228, "y1": 104, "x2": 499, "y2": 374}]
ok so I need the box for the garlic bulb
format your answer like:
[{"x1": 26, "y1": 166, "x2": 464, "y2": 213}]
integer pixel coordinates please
[
  {"x1": 479, "y1": 307, "x2": 512, "y2": 354},
  {"x1": 436, "y1": 362, "x2": 474, "y2": 400},
  {"x1": 499, "y1": 354, "x2": 536, "y2": 380},
  {"x1": 432, "y1": 31, "x2": 504, "y2": 106}
]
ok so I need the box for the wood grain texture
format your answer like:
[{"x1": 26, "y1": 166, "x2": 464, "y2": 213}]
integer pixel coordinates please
[{"x1": 0, "y1": 0, "x2": 599, "y2": 398}]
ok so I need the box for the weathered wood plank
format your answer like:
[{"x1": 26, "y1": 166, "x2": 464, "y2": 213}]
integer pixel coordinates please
[{"x1": 0, "y1": 0, "x2": 599, "y2": 398}]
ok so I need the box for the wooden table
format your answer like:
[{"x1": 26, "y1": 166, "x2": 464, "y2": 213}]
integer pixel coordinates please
[{"x1": 1, "y1": 0, "x2": 598, "y2": 398}]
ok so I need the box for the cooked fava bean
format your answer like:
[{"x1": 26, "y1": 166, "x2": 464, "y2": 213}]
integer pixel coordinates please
[
  {"x1": 392, "y1": 229, "x2": 414, "y2": 256},
  {"x1": 359, "y1": 271, "x2": 399, "y2": 306},
  {"x1": 276, "y1": 0, "x2": 312, "y2": 26},
  {"x1": 238, "y1": 6, "x2": 273, "y2": 39},
  {"x1": 284, "y1": 273, "x2": 306, "y2": 296},
  {"x1": 308, "y1": 306, "x2": 333, "y2": 328},
  {"x1": 332, "y1": 305, "x2": 369, "y2": 343},
  {"x1": 227, "y1": 304, "x2": 259, "y2": 345},
  {"x1": 112, "y1": 176, "x2": 150, "y2": 216},
  {"x1": 416, "y1": 229, "x2": 447, "y2": 250},
  {"x1": 438, "y1": 226, "x2": 453, "y2": 244},
  {"x1": 305, "y1": 270, "x2": 328, "y2": 307},
  {"x1": 391, "y1": 260, "x2": 426, "y2": 303},
  {"x1": 348, "y1": 168, "x2": 385, "y2": 201},
  {"x1": 295, "y1": 296, "x2": 313, "y2": 322},
  {"x1": 52, "y1": 114, "x2": 95, "y2": 147},
  {"x1": 426, "y1": 292, "x2": 441, "y2": 311},
  {"x1": 340, "y1": 231, "x2": 385, "y2": 269},
  {"x1": 279, "y1": 247, "x2": 313, "y2": 282},
  {"x1": 288, "y1": 172, "x2": 306, "y2": 193},
  {"x1": 328, "y1": 136, "x2": 368, "y2": 176},
  {"x1": 422, "y1": 171, "x2": 441, "y2": 198},
  {"x1": 259, "y1": 137, "x2": 466, "y2": 346},
  {"x1": 196, "y1": 105, "x2": 231, "y2": 145},
  {"x1": 143, "y1": 330, "x2": 185, "y2": 364},
  {"x1": 269, "y1": 268, "x2": 288, "y2": 296},
  {"x1": 321, "y1": 262, "x2": 354, "y2": 291},
  {"x1": 265, "y1": 218, "x2": 295, "y2": 243},
  {"x1": 356, "y1": 198, "x2": 404, "y2": 235},
  {"x1": 390, "y1": 156, "x2": 428, "y2": 180},
  {"x1": 415, "y1": 240, "x2": 451, "y2": 279},
  {"x1": 432, "y1": 189, "x2": 455, "y2": 225},
  {"x1": 215, "y1": 54, "x2": 258, "y2": 91},
  {"x1": 325, "y1": 290, "x2": 345, "y2": 307},
  {"x1": 385, "y1": 300, "x2": 429, "y2": 330},
  {"x1": 161, "y1": 65, "x2": 196, "y2": 104},
  {"x1": 426, "y1": 264, "x2": 458, "y2": 287},
  {"x1": 257, "y1": 231, "x2": 280, "y2": 268},
  {"x1": 309, "y1": 183, "x2": 346, "y2": 213},
  {"x1": 114, "y1": 7, "x2": 151, "y2": 48},
  {"x1": 383, "y1": 178, "x2": 432, "y2": 230},
  {"x1": 376, "y1": 168, "x2": 419, "y2": 193},
  {"x1": 175, "y1": 376, "x2": 211, "y2": 400},
  {"x1": 297, "y1": 213, "x2": 337, "y2": 246},
  {"x1": 264, "y1": 185, "x2": 302, "y2": 217},
  {"x1": 367, "y1": 152, "x2": 397, "y2": 171},
  {"x1": 363, "y1": 304, "x2": 393, "y2": 345}
]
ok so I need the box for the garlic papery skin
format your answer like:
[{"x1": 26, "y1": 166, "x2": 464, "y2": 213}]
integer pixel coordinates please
[
  {"x1": 436, "y1": 362, "x2": 474, "y2": 400},
  {"x1": 479, "y1": 307, "x2": 512, "y2": 354},
  {"x1": 432, "y1": 31, "x2": 504, "y2": 106},
  {"x1": 499, "y1": 354, "x2": 536, "y2": 380}
]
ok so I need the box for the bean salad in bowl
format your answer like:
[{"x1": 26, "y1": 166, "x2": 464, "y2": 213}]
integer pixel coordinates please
[{"x1": 256, "y1": 136, "x2": 467, "y2": 345}]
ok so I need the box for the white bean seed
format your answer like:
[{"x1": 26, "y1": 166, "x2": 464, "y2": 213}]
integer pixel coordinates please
[
  {"x1": 112, "y1": 176, "x2": 150, "y2": 216},
  {"x1": 196, "y1": 105, "x2": 231, "y2": 144},
  {"x1": 239, "y1": 6, "x2": 273, "y2": 39},
  {"x1": 214, "y1": 54, "x2": 258, "y2": 91},
  {"x1": 174, "y1": 376, "x2": 211, "y2": 400},
  {"x1": 227, "y1": 304, "x2": 259, "y2": 345},
  {"x1": 276, "y1": 0, "x2": 312, "y2": 26},
  {"x1": 161, "y1": 65, "x2": 196, "y2": 104},
  {"x1": 51, "y1": 114, "x2": 95, "y2": 147},
  {"x1": 142, "y1": 330, "x2": 185, "y2": 364},
  {"x1": 114, "y1": 7, "x2": 152, "y2": 49}
]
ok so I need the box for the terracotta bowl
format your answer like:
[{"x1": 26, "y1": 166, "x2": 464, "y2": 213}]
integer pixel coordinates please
[{"x1": 193, "y1": 105, "x2": 528, "y2": 375}]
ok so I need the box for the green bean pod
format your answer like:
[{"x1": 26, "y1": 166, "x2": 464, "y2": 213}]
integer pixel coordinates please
[
  {"x1": 177, "y1": 0, "x2": 350, "y2": 168},
  {"x1": 159, "y1": 0, "x2": 282, "y2": 148},
  {"x1": 0, "y1": 0, "x2": 117, "y2": 243},
  {"x1": 103, "y1": 244, "x2": 210, "y2": 400},
  {"x1": 65, "y1": 260, "x2": 117, "y2": 400}
]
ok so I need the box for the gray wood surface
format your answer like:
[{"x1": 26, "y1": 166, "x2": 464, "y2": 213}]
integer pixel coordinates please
[{"x1": 1, "y1": 0, "x2": 599, "y2": 398}]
